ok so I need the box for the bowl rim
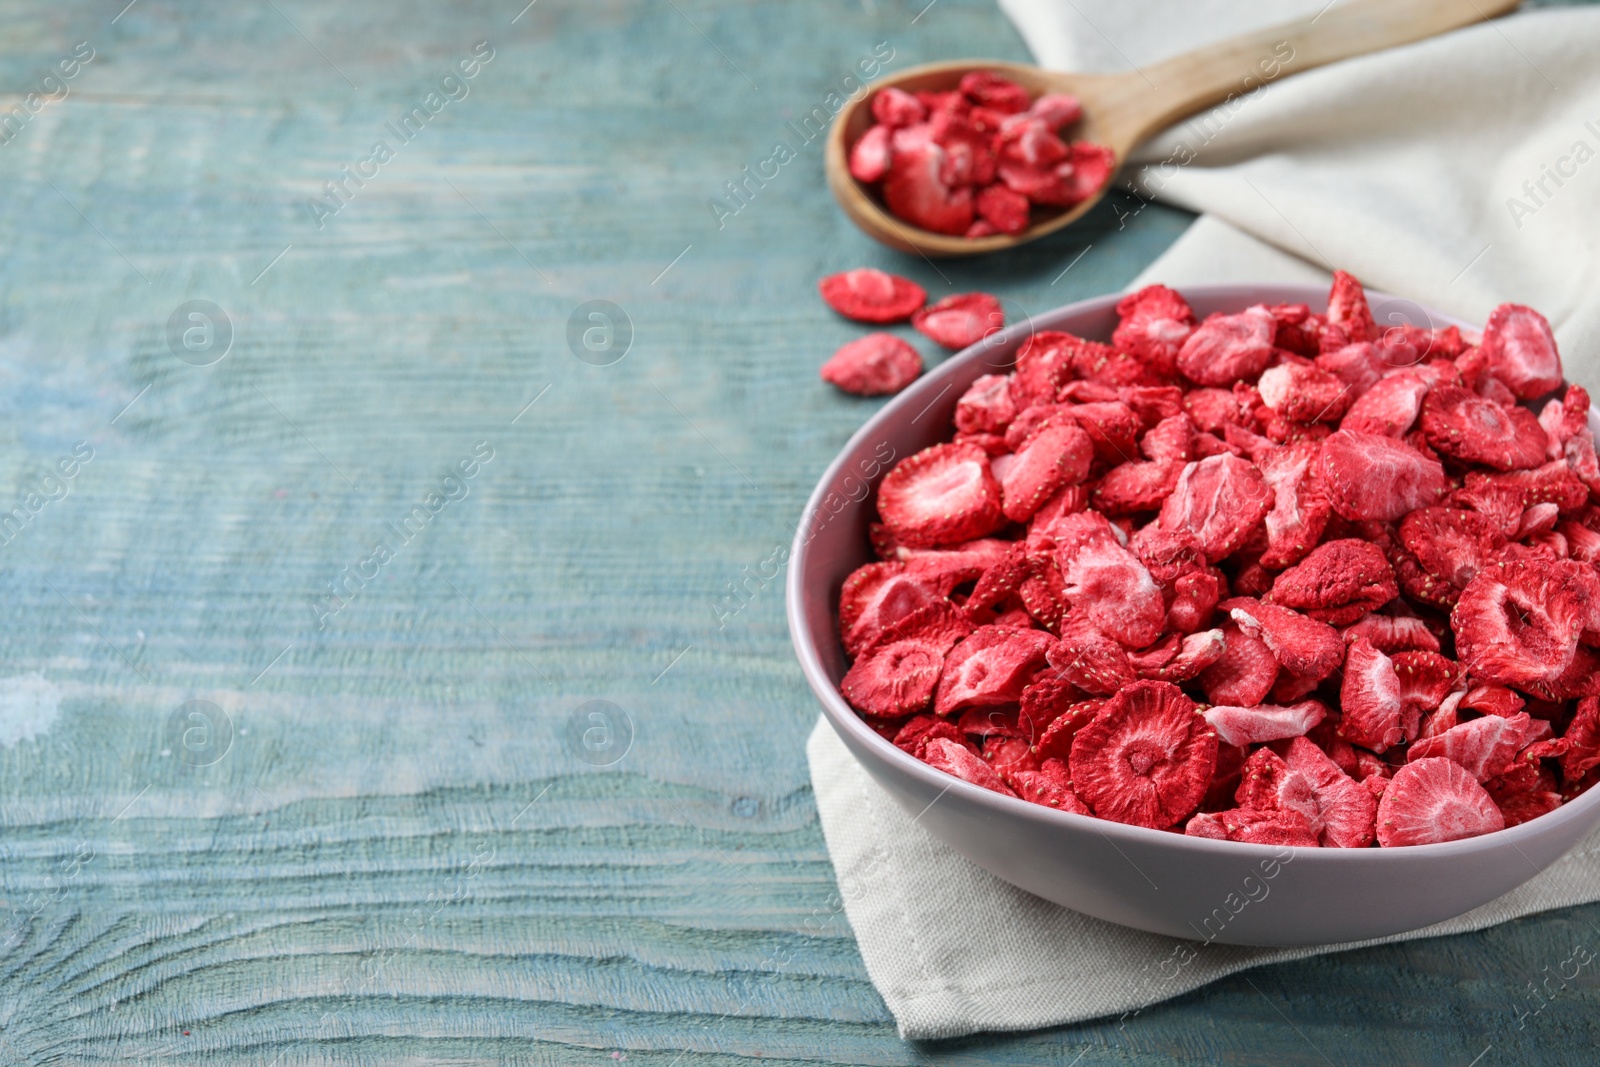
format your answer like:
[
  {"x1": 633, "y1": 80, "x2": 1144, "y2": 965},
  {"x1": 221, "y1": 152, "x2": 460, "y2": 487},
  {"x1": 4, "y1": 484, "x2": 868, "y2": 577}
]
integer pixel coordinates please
[{"x1": 787, "y1": 281, "x2": 1600, "y2": 861}]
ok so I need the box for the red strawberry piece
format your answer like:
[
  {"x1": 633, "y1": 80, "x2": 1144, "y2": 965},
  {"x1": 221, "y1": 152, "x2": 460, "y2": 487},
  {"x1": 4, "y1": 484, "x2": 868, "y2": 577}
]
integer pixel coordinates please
[
  {"x1": 983, "y1": 733, "x2": 1041, "y2": 775},
  {"x1": 1183, "y1": 387, "x2": 1248, "y2": 432},
  {"x1": 1059, "y1": 141, "x2": 1115, "y2": 203},
  {"x1": 1398, "y1": 507, "x2": 1506, "y2": 600},
  {"x1": 1005, "y1": 760, "x2": 1092, "y2": 814},
  {"x1": 1392, "y1": 650, "x2": 1459, "y2": 715},
  {"x1": 1129, "y1": 524, "x2": 1205, "y2": 585},
  {"x1": 1128, "y1": 632, "x2": 1180, "y2": 674},
  {"x1": 820, "y1": 333, "x2": 923, "y2": 396},
  {"x1": 1139, "y1": 628, "x2": 1227, "y2": 682},
  {"x1": 1045, "y1": 619, "x2": 1136, "y2": 695},
  {"x1": 1055, "y1": 402, "x2": 1141, "y2": 466},
  {"x1": 1019, "y1": 670, "x2": 1085, "y2": 727},
  {"x1": 1480, "y1": 303, "x2": 1563, "y2": 400},
  {"x1": 1024, "y1": 483, "x2": 1092, "y2": 549},
  {"x1": 1185, "y1": 806, "x2": 1318, "y2": 846},
  {"x1": 965, "y1": 541, "x2": 1035, "y2": 615},
  {"x1": 965, "y1": 220, "x2": 998, "y2": 238},
  {"x1": 841, "y1": 623, "x2": 966, "y2": 719},
  {"x1": 912, "y1": 293, "x2": 1004, "y2": 352},
  {"x1": 1052, "y1": 512, "x2": 1165, "y2": 648},
  {"x1": 1560, "y1": 696, "x2": 1600, "y2": 782},
  {"x1": 1205, "y1": 700, "x2": 1327, "y2": 747},
  {"x1": 1485, "y1": 762, "x2": 1565, "y2": 827},
  {"x1": 1338, "y1": 638, "x2": 1411, "y2": 753},
  {"x1": 1034, "y1": 697, "x2": 1106, "y2": 760},
  {"x1": 1409, "y1": 711, "x2": 1532, "y2": 781},
  {"x1": 818, "y1": 267, "x2": 927, "y2": 324},
  {"x1": 1268, "y1": 538, "x2": 1398, "y2": 626},
  {"x1": 877, "y1": 442, "x2": 1004, "y2": 548},
  {"x1": 1516, "y1": 502, "x2": 1562, "y2": 540},
  {"x1": 1091, "y1": 459, "x2": 1185, "y2": 515},
  {"x1": 922, "y1": 736, "x2": 1017, "y2": 796},
  {"x1": 1256, "y1": 442, "x2": 1332, "y2": 569},
  {"x1": 1066, "y1": 340, "x2": 1152, "y2": 389},
  {"x1": 1452, "y1": 560, "x2": 1590, "y2": 690},
  {"x1": 1355, "y1": 751, "x2": 1392, "y2": 783},
  {"x1": 1225, "y1": 598, "x2": 1344, "y2": 681},
  {"x1": 1317, "y1": 430, "x2": 1447, "y2": 521},
  {"x1": 839, "y1": 562, "x2": 941, "y2": 655},
  {"x1": 1339, "y1": 612, "x2": 1441, "y2": 654},
  {"x1": 914, "y1": 90, "x2": 970, "y2": 120},
  {"x1": 1462, "y1": 461, "x2": 1589, "y2": 516},
  {"x1": 1460, "y1": 683, "x2": 1528, "y2": 720},
  {"x1": 1257, "y1": 361, "x2": 1353, "y2": 424},
  {"x1": 871, "y1": 86, "x2": 928, "y2": 128},
  {"x1": 1029, "y1": 92, "x2": 1082, "y2": 129},
  {"x1": 960, "y1": 705, "x2": 1028, "y2": 740},
  {"x1": 1140, "y1": 412, "x2": 1196, "y2": 461},
  {"x1": 898, "y1": 537, "x2": 1012, "y2": 591},
  {"x1": 1157, "y1": 454, "x2": 1273, "y2": 563},
  {"x1": 1199, "y1": 621, "x2": 1279, "y2": 706},
  {"x1": 955, "y1": 374, "x2": 1018, "y2": 435},
  {"x1": 1068, "y1": 680, "x2": 1217, "y2": 829},
  {"x1": 1538, "y1": 383, "x2": 1591, "y2": 457},
  {"x1": 848, "y1": 124, "x2": 892, "y2": 183},
  {"x1": 1011, "y1": 331, "x2": 1080, "y2": 406},
  {"x1": 1168, "y1": 569, "x2": 1222, "y2": 634},
  {"x1": 1175, "y1": 306, "x2": 1278, "y2": 386},
  {"x1": 975, "y1": 183, "x2": 1031, "y2": 236},
  {"x1": 930, "y1": 111, "x2": 998, "y2": 188},
  {"x1": 1273, "y1": 303, "x2": 1324, "y2": 357},
  {"x1": 1340, "y1": 369, "x2": 1430, "y2": 437},
  {"x1": 934, "y1": 626, "x2": 1054, "y2": 715},
  {"x1": 1199, "y1": 742, "x2": 1250, "y2": 812},
  {"x1": 1325, "y1": 269, "x2": 1378, "y2": 343},
  {"x1": 1316, "y1": 341, "x2": 1385, "y2": 398},
  {"x1": 959, "y1": 70, "x2": 1031, "y2": 113},
  {"x1": 1113, "y1": 285, "x2": 1196, "y2": 378},
  {"x1": 1236, "y1": 737, "x2": 1377, "y2": 848},
  {"x1": 894, "y1": 714, "x2": 977, "y2": 760},
  {"x1": 1017, "y1": 567, "x2": 1069, "y2": 632},
  {"x1": 997, "y1": 420, "x2": 1094, "y2": 523},
  {"x1": 1376, "y1": 756, "x2": 1505, "y2": 846},
  {"x1": 1419, "y1": 383, "x2": 1547, "y2": 471},
  {"x1": 883, "y1": 133, "x2": 976, "y2": 235}
]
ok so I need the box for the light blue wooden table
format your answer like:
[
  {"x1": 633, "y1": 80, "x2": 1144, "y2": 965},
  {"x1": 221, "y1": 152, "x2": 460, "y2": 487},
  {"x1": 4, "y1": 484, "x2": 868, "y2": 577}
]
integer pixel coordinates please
[{"x1": 0, "y1": 1, "x2": 1596, "y2": 1063}]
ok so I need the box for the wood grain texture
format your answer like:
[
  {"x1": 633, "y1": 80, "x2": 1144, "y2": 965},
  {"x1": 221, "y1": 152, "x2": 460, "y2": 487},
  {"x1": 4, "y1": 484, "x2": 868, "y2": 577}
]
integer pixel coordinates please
[{"x1": 0, "y1": 0, "x2": 1594, "y2": 1064}]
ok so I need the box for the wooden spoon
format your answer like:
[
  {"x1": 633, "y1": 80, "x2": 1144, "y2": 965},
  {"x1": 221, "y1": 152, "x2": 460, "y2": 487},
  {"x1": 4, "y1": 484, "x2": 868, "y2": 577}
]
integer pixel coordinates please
[{"x1": 826, "y1": 0, "x2": 1520, "y2": 257}]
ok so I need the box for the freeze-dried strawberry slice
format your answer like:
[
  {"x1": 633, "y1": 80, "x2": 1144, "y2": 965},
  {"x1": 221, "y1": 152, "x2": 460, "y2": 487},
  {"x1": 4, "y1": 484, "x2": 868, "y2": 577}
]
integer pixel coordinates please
[
  {"x1": 1091, "y1": 459, "x2": 1185, "y2": 515},
  {"x1": 1011, "y1": 331, "x2": 1079, "y2": 405},
  {"x1": 955, "y1": 374, "x2": 1018, "y2": 435},
  {"x1": 1235, "y1": 737, "x2": 1376, "y2": 848},
  {"x1": 1158, "y1": 454, "x2": 1272, "y2": 563},
  {"x1": 960, "y1": 70, "x2": 1031, "y2": 113},
  {"x1": 884, "y1": 135, "x2": 976, "y2": 236},
  {"x1": 1461, "y1": 462, "x2": 1589, "y2": 517},
  {"x1": 960, "y1": 705, "x2": 1029, "y2": 740},
  {"x1": 934, "y1": 626, "x2": 1054, "y2": 715},
  {"x1": 820, "y1": 333, "x2": 923, "y2": 396},
  {"x1": 982, "y1": 733, "x2": 1040, "y2": 775},
  {"x1": 1205, "y1": 700, "x2": 1326, "y2": 747},
  {"x1": 1045, "y1": 620, "x2": 1136, "y2": 696},
  {"x1": 1185, "y1": 807, "x2": 1318, "y2": 846},
  {"x1": 1005, "y1": 759, "x2": 1092, "y2": 814},
  {"x1": 841, "y1": 624, "x2": 965, "y2": 718},
  {"x1": 1376, "y1": 757, "x2": 1505, "y2": 846},
  {"x1": 872, "y1": 86, "x2": 928, "y2": 128},
  {"x1": 1168, "y1": 569, "x2": 1222, "y2": 634},
  {"x1": 1129, "y1": 524, "x2": 1205, "y2": 585},
  {"x1": 818, "y1": 268, "x2": 927, "y2": 324},
  {"x1": 1183, "y1": 387, "x2": 1247, "y2": 432},
  {"x1": 1066, "y1": 401, "x2": 1143, "y2": 463},
  {"x1": 1033, "y1": 697, "x2": 1105, "y2": 760},
  {"x1": 1338, "y1": 638, "x2": 1410, "y2": 753},
  {"x1": 1392, "y1": 650, "x2": 1460, "y2": 716},
  {"x1": 898, "y1": 537, "x2": 1011, "y2": 592},
  {"x1": 1480, "y1": 303, "x2": 1563, "y2": 400},
  {"x1": 1069, "y1": 681, "x2": 1216, "y2": 829},
  {"x1": 999, "y1": 420, "x2": 1094, "y2": 522},
  {"x1": 1316, "y1": 342, "x2": 1385, "y2": 398},
  {"x1": 1066, "y1": 340, "x2": 1151, "y2": 388},
  {"x1": 1420, "y1": 383, "x2": 1547, "y2": 471},
  {"x1": 1140, "y1": 412, "x2": 1196, "y2": 462},
  {"x1": 1257, "y1": 362, "x2": 1353, "y2": 424},
  {"x1": 895, "y1": 715, "x2": 978, "y2": 760},
  {"x1": 1270, "y1": 537, "x2": 1399, "y2": 626},
  {"x1": 839, "y1": 563, "x2": 943, "y2": 655},
  {"x1": 922, "y1": 737, "x2": 1017, "y2": 796},
  {"x1": 1325, "y1": 270, "x2": 1378, "y2": 344},
  {"x1": 1113, "y1": 284, "x2": 1195, "y2": 378},
  {"x1": 1018, "y1": 670, "x2": 1083, "y2": 726},
  {"x1": 1453, "y1": 560, "x2": 1590, "y2": 690},
  {"x1": 1225, "y1": 598, "x2": 1344, "y2": 681},
  {"x1": 1486, "y1": 762, "x2": 1564, "y2": 827},
  {"x1": 975, "y1": 183, "x2": 1031, "y2": 236},
  {"x1": 1256, "y1": 442, "x2": 1331, "y2": 569},
  {"x1": 1317, "y1": 430, "x2": 1447, "y2": 521},
  {"x1": 913, "y1": 293, "x2": 1005, "y2": 351},
  {"x1": 1340, "y1": 370, "x2": 1430, "y2": 437},
  {"x1": 849, "y1": 124, "x2": 892, "y2": 182},
  {"x1": 1029, "y1": 92, "x2": 1082, "y2": 129},
  {"x1": 1199, "y1": 621, "x2": 1279, "y2": 706},
  {"x1": 1560, "y1": 696, "x2": 1600, "y2": 782},
  {"x1": 1409, "y1": 710, "x2": 1531, "y2": 780},
  {"x1": 1139, "y1": 628, "x2": 1227, "y2": 683},
  {"x1": 1398, "y1": 507, "x2": 1505, "y2": 599},
  {"x1": 1339, "y1": 612, "x2": 1441, "y2": 654},
  {"x1": 1175, "y1": 306, "x2": 1277, "y2": 386},
  {"x1": 1053, "y1": 512, "x2": 1165, "y2": 649},
  {"x1": 878, "y1": 442, "x2": 1004, "y2": 548}
]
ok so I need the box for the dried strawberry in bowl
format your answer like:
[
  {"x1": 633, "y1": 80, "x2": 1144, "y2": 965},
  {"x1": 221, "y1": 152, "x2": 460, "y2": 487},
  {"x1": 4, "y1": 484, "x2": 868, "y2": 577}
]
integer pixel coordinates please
[{"x1": 789, "y1": 276, "x2": 1600, "y2": 946}]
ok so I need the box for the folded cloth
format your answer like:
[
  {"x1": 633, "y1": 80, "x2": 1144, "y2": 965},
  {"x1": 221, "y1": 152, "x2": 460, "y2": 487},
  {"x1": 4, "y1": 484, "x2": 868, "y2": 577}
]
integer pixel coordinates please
[{"x1": 807, "y1": 0, "x2": 1600, "y2": 1039}]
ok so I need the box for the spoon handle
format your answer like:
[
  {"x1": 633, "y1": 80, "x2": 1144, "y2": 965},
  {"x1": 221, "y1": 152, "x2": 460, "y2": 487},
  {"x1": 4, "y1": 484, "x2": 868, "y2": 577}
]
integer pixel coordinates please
[{"x1": 1103, "y1": 0, "x2": 1523, "y2": 145}]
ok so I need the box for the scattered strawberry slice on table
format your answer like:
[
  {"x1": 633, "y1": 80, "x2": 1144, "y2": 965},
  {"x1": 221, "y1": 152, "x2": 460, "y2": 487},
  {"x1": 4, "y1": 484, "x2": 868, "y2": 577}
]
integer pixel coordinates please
[{"x1": 829, "y1": 271, "x2": 1600, "y2": 845}]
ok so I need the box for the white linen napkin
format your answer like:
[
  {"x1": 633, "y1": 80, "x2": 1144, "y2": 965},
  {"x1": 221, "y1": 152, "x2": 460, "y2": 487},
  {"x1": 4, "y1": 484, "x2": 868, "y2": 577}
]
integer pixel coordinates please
[{"x1": 808, "y1": 1, "x2": 1600, "y2": 1039}]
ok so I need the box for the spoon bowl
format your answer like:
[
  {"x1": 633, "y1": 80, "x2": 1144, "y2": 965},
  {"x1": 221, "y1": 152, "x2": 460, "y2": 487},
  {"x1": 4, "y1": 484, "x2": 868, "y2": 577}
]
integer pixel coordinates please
[{"x1": 826, "y1": 0, "x2": 1520, "y2": 257}]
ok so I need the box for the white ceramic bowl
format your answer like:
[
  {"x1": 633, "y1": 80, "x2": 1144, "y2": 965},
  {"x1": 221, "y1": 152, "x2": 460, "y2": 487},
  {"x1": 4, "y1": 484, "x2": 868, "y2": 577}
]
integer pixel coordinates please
[{"x1": 787, "y1": 283, "x2": 1600, "y2": 946}]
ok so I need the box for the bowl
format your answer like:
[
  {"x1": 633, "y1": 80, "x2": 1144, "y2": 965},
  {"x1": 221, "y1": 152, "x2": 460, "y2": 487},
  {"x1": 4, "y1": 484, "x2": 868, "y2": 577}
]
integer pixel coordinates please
[{"x1": 787, "y1": 282, "x2": 1600, "y2": 947}]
